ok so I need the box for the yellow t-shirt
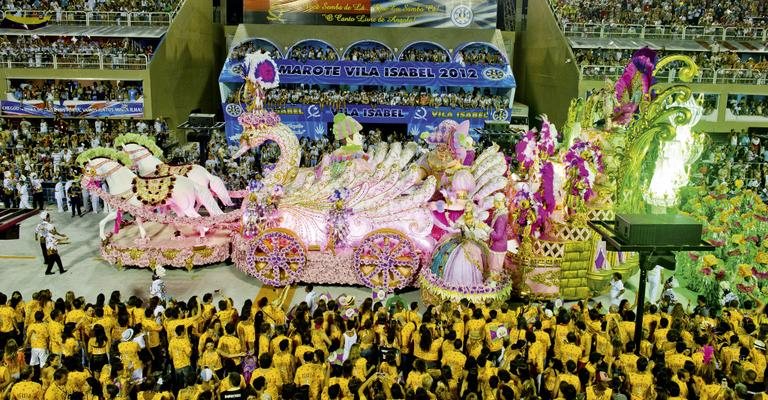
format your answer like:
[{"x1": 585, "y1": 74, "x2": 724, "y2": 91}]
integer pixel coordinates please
[
  {"x1": 273, "y1": 351, "x2": 293, "y2": 384},
  {"x1": 294, "y1": 364, "x2": 322, "y2": 399},
  {"x1": 62, "y1": 338, "x2": 78, "y2": 357},
  {"x1": 65, "y1": 309, "x2": 86, "y2": 325},
  {"x1": 444, "y1": 349, "x2": 467, "y2": 379},
  {"x1": 236, "y1": 321, "x2": 256, "y2": 348},
  {"x1": 141, "y1": 318, "x2": 162, "y2": 349},
  {"x1": 11, "y1": 381, "x2": 43, "y2": 400},
  {"x1": 44, "y1": 383, "x2": 68, "y2": 400},
  {"x1": 199, "y1": 349, "x2": 222, "y2": 370},
  {"x1": 249, "y1": 367, "x2": 282, "y2": 399},
  {"x1": 217, "y1": 335, "x2": 242, "y2": 365},
  {"x1": 628, "y1": 372, "x2": 653, "y2": 400},
  {"x1": 27, "y1": 322, "x2": 50, "y2": 349},
  {"x1": 47, "y1": 321, "x2": 64, "y2": 354},
  {"x1": 66, "y1": 370, "x2": 90, "y2": 393},
  {"x1": 169, "y1": 337, "x2": 192, "y2": 369},
  {"x1": 352, "y1": 358, "x2": 368, "y2": 382},
  {"x1": 561, "y1": 343, "x2": 582, "y2": 365},
  {"x1": 0, "y1": 305, "x2": 16, "y2": 333},
  {"x1": 557, "y1": 373, "x2": 581, "y2": 396},
  {"x1": 118, "y1": 341, "x2": 142, "y2": 369}
]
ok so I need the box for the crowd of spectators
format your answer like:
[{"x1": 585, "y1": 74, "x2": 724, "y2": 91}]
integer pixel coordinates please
[
  {"x1": 7, "y1": 80, "x2": 143, "y2": 104},
  {"x1": 457, "y1": 48, "x2": 506, "y2": 66},
  {"x1": 575, "y1": 48, "x2": 768, "y2": 84},
  {"x1": 228, "y1": 43, "x2": 506, "y2": 66},
  {"x1": 0, "y1": 276, "x2": 764, "y2": 400},
  {"x1": 550, "y1": 0, "x2": 767, "y2": 31},
  {"x1": 1, "y1": 0, "x2": 181, "y2": 14},
  {"x1": 728, "y1": 95, "x2": 768, "y2": 118},
  {"x1": 287, "y1": 46, "x2": 339, "y2": 63},
  {"x1": 399, "y1": 48, "x2": 449, "y2": 63},
  {"x1": 228, "y1": 43, "x2": 280, "y2": 62},
  {"x1": 0, "y1": 35, "x2": 154, "y2": 65},
  {"x1": 224, "y1": 86, "x2": 510, "y2": 111},
  {"x1": 0, "y1": 116, "x2": 167, "y2": 184},
  {"x1": 342, "y1": 46, "x2": 394, "y2": 63}
]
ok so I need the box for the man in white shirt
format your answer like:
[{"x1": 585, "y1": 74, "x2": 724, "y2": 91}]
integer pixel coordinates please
[
  {"x1": 31, "y1": 173, "x2": 44, "y2": 210},
  {"x1": 54, "y1": 178, "x2": 66, "y2": 212},
  {"x1": 305, "y1": 285, "x2": 317, "y2": 314},
  {"x1": 610, "y1": 272, "x2": 625, "y2": 307}
]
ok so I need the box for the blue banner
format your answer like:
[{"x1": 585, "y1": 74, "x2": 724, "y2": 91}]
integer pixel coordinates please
[
  {"x1": 223, "y1": 103, "x2": 511, "y2": 144},
  {"x1": 1, "y1": 100, "x2": 144, "y2": 118},
  {"x1": 219, "y1": 59, "x2": 515, "y2": 88},
  {"x1": 244, "y1": 0, "x2": 496, "y2": 28}
]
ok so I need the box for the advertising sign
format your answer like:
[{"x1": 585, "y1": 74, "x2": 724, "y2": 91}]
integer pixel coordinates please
[
  {"x1": 1, "y1": 99, "x2": 144, "y2": 118},
  {"x1": 244, "y1": 0, "x2": 497, "y2": 28},
  {"x1": 222, "y1": 102, "x2": 511, "y2": 144},
  {"x1": 220, "y1": 59, "x2": 515, "y2": 89}
]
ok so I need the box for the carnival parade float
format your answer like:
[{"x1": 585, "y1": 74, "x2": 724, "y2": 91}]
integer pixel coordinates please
[{"x1": 76, "y1": 49, "x2": 713, "y2": 303}]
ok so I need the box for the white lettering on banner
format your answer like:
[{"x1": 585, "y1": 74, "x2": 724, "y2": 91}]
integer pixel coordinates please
[
  {"x1": 345, "y1": 107, "x2": 405, "y2": 118},
  {"x1": 278, "y1": 64, "x2": 342, "y2": 76}
]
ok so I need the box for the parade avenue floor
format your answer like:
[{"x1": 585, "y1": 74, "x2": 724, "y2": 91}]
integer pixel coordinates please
[{"x1": 0, "y1": 208, "x2": 691, "y2": 309}]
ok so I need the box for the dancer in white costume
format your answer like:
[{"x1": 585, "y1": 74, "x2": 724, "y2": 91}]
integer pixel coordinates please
[
  {"x1": 54, "y1": 178, "x2": 66, "y2": 212},
  {"x1": 17, "y1": 176, "x2": 31, "y2": 209}
]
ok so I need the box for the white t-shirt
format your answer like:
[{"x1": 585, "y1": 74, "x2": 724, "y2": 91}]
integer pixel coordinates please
[{"x1": 610, "y1": 278, "x2": 624, "y2": 306}]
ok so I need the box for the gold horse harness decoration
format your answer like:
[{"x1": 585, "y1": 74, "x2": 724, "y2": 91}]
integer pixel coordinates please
[
  {"x1": 132, "y1": 175, "x2": 176, "y2": 206},
  {"x1": 155, "y1": 163, "x2": 193, "y2": 177}
]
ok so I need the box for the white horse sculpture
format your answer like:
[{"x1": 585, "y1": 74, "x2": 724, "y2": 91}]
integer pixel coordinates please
[
  {"x1": 114, "y1": 134, "x2": 234, "y2": 207},
  {"x1": 77, "y1": 149, "x2": 224, "y2": 240}
]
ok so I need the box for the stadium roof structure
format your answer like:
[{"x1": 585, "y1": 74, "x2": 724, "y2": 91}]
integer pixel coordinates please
[
  {"x1": 0, "y1": 25, "x2": 167, "y2": 38},
  {"x1": 229, "y1": 24, "x2": 510, "y2": 61},
  {"x1": 568, "y1": 37, "x2": 768, "y2": 53}
]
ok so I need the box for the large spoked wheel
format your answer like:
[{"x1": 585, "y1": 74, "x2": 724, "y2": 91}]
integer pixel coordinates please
[
  {"x1": 353, "y1": 229, "x2": 420, "y2": 291},
  {"x1": 244, "y1": 228, "x2": 307, "y2": 286}
]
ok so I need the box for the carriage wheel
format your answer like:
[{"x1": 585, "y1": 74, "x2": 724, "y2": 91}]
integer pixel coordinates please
[
  {"x1": 353, "y1": 229, "x2": 420, "y2": 291},
  {"x1": 244, "y1": 228, "x2": 306, "y2": 286}
]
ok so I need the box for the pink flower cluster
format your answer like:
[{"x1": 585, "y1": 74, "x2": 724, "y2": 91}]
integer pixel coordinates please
[{"x1": 238, "y1": 111, "x2": 281, "y2": 128}]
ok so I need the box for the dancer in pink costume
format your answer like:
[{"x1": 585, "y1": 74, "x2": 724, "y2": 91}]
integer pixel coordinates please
[
  {"x1": 432, "y1": 202, "x2": 490, "y2": 287},
  {"x1": 488, "y1": 193, "x2": 509, "y2": 280}
]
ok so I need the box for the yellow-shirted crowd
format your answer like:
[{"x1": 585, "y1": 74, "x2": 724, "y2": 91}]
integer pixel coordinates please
[{"x1": 0, "y1": 287, "x2": 765, "y2": 400}]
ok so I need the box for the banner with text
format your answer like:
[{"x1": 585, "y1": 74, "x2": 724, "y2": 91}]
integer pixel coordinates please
[
  {"x1": 220, "y1": 59, "x2": 515, "y2": 88},
  {"x1": 1, "y1": 99, "x2": 144, "y2": 118},
  {"x1": 223, "y1": 102, "x2": 511, "y2": 144},
  {"x1": 244, "y1": 0, "x2": 496, "y2": 28}
]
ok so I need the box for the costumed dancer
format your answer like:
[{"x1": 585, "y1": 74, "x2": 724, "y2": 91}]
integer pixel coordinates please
[
  {"x1": 431, "y1": 202, "x2": 491, "y2": 287},
  {"x1": 16, "y1": 176, "x2": 31, "y2": 209},
  {"x1": 44, "y1": 214, "x2": 68, "y2": 275},
  {"x1": 34, "y1": 211, "x2": 53, "y2": 266},
  {"x1": 31, "y1": 173, "x2": 44, "y2": 210},
  {"x1": 2, "y1": 171, "x2": 14, "y2": 208},
  {"x1": 54, "y1": 178, "x2": 66, "y2": 212},
  {"x1": 487, "y1": 193, "x2": 509, "y2": 281}
]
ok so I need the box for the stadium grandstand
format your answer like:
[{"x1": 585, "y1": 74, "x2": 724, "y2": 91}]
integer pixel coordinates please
[{"x1": 515, "y1": 0, "x2": 768, "y2": 133}]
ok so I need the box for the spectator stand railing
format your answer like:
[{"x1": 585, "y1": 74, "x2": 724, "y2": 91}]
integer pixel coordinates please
[
  {"x1": 4, "y1": 4, "x2": 186, "y2": 27},
  {"x1": 578, "y1": 65, "x2": 766, "y2": 85},
  {"x1": 0, "y1": 52, "x2": 149, "y2": 69},
  {"x1": 561, "y1": 23, "x2": 768, "y2": 42}
]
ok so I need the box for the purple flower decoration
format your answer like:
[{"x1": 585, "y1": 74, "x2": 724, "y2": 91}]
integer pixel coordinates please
[
  {"x1": 614, "y1": 47, "x2": 657, "y2": 124},
  {"x1": 256, "y1": 61, "x2": 276, "y2": 83}
]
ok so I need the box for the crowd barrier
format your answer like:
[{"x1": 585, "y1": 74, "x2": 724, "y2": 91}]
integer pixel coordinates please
[
  {"x1": 0, "y1": 53, "x2": 149, "y2": 70},
  {"x1": 1, "y1": 0, "x2": 186, "y2": 26},
  {"x1": 579, "y1": 65, "x2": 766, "y2": 85},
  {"x1": 561, "y1": 22, "x2": 767, "y2": 42}
]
